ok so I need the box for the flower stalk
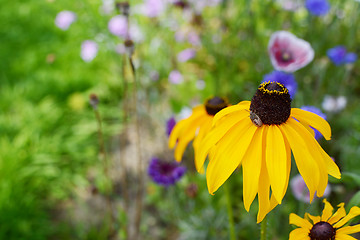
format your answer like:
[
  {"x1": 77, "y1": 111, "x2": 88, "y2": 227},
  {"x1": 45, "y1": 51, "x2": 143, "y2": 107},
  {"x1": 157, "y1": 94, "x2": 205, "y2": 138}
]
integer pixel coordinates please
[
  {"x1": 91, "y1": 96, "x2": 115, "y2": 238},
  {"x1": 260, "y1": 216, "x2": 267, "y2": 240},
  {"x1": 224, "y1": 182, "x2": 237, "y2": 240}
]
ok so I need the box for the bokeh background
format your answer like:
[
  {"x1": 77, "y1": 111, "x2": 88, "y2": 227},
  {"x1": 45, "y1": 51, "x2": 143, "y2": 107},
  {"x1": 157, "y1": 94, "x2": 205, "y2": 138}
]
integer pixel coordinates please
[{"x1": 1, "y1": 0, "x2": 360, "y2": 239}]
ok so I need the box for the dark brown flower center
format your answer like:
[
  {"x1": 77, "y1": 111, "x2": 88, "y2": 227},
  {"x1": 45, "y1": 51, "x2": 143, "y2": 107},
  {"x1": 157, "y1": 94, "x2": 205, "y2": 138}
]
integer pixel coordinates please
[
  {"x1": 249, "y1": 82, "x2": 291, "y2": 125},
  {"x1": 205, "y1": 97, "x2": 229, "y2": 116},
  {"x1": 309, "y1": 221, "x2": 336, "y2": 240}
]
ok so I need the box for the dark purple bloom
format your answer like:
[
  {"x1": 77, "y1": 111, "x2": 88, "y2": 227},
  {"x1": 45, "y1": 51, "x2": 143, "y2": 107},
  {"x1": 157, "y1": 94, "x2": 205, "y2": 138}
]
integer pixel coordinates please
[
  {"x1": 305, "y1": 0, "x2": 330, "y2": 16},
  {"x1": 148, "y1": 157, "x2": 186, "y2": 187},
  {"x1": 300, "y1": 106, "x2": 327, "y2": 140},
  {"x1": 327, "y1": 46, "x2": 357, "y2": 65},
  {"x1": 166, "y1": 117, "x2": 176, "y2": 136},
  {"x1": 262, "y1": 70, "x2": 297, "y2": 99}
]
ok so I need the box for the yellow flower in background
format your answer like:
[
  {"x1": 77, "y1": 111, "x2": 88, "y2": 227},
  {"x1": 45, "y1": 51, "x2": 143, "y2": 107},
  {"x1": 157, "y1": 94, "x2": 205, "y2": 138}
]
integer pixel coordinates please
[
  {"x1": 196, "y1": 82, "x2": 341, "y2": 222},
  {"x1": 290, "y1": 199, "x2": 360, "y2": 240},
  {"x1": 169, "y1": 97, "x2": 229, "y2": 172}
]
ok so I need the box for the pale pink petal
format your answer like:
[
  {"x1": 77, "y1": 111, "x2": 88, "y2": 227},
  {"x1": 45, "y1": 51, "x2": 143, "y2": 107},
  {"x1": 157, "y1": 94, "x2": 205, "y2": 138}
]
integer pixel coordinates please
[{"x1": 268, "y1": 31, "x2": 314, "y2": 72}]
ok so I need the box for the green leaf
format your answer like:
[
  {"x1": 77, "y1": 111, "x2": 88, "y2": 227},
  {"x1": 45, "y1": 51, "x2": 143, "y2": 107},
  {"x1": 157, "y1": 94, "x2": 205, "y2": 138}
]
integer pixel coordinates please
[
  {"x1": 346, "y1": 191, "x2": 360, "y2": 212},
  {"x1": 330, "y1": 172, "x2": 360, "y2": 186}
]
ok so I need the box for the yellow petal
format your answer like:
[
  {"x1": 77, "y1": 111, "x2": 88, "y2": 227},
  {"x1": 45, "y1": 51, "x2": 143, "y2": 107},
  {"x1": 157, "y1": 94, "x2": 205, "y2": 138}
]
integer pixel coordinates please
[
  {"x1": 291, "y1": 108, "x2": 331, "y2": 140},
  {"x1": 174, "y1": 114, "x2": 208, "y2": 161},
  {"x1": 334, "y1": 206, "x2": 360, "y2": 229},
  {"x1": 289, "y1": 228, "x2": 310, "y2": 240},
  {"x1": 193, "y1": 117, "x2": 213, "y2": 172},
  {"x1": 193, "y1": 115, "x2": 212, "y2": 150},
  {"x1": 319, "y1": 145, "x2": 341, "y2": 179},
  {"x1": 279, "y1": 120, "x2": 319, "y2": 202},
  {"x1": 196, "y1": 110, "x2": 248, "y2": 171},
  {"x1": 257, "y1": 172, "x2": 270, "y2": 223},
  {"x1": 212, "y1": 101, "x2": 250, "y2": 126},
  {"x1": 335, "y1": 234, "x2": 358, "y2": 240},
  {"x1": 169, "y1": 106, "x2": 205, "y2": 148},
  {"x1": 206, "y1": 120, "x2": 256, "y2": 194},
  {"x1": 299, "y1": 121, "x2": 315, "y2": 137},
  {"x1": 329, "y1": 203, "x2": 346, "y2": 225},
  {"x1": 242, "y1": 127, "x2": 264, "y2": 212},
  {"x1": 269, "y1": 194, "x2": 279, "y2": 213},
  {"x1": 289, "y1": 213, "x2": 313, "y2": 230},
  {"x1": 169, "y1": 118, "x2": 189, "y2": 149},
  {"x1": 321, "y1": 199, "x2": 334, "y2": 222},
  {"x1": 287, "y1": 119, "x2": 329, "y2": 197},
  {"x1": 305, "y1": 213, "x2": 321, "y2": 225},
  {"x1": 336, "y1": 224, "x2": 360, "y2": 235},
  {"x1": 257, "y1": 134, "x2": 271, "y2": 223},
  {"x1": 266, "y1": 125, "x2": 289, "y2": 204}
]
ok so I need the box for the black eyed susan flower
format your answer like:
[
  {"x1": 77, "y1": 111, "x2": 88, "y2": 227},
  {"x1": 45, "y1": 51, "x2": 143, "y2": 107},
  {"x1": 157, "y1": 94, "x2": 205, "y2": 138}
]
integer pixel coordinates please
[
  {"x1": 290, "y1": 199, "x2": 360, "y2": 240},
  {"x1": 196, "y1": 82, "x2": 341, "y2": 222},
  {"x1": 169, "y1": 97, "x2": 229, "y2": 172}
]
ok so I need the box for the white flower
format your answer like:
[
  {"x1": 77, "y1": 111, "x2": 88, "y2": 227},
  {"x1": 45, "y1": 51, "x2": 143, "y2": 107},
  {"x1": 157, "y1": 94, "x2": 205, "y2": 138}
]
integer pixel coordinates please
[{"x1": 322, "y1": 95, "x2": 347, "y2": 113}]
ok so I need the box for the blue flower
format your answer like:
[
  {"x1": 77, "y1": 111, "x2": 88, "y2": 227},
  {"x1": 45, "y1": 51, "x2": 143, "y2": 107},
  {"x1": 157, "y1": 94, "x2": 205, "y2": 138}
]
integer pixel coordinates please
[
  {"x1": 262, "y1": 70, "x2": 297, "y2": 99},
  {"x1": 327, "y1": 46, "x2": 357, "y2": 66},
  {"x1": 300, "y1": 106, "x2": 327, "y2": 140},
  {"x1": 148, "y1": 157, "x2": 186, "y2": 187},
  {"x1": 305, "y1": 0, "x2": 330, "y2": 16}
]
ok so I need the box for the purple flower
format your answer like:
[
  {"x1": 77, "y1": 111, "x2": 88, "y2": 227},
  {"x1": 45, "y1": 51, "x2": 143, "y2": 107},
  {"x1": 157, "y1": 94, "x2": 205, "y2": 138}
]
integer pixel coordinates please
[
  {"x1": 148, "y1": 157, "x2": 186, "y2": 187},
  {"x1": 55, "y1": 11, "x2": 76, "y2": 30},
  {"x1": 262, "y1": 70, "x2": 297, "y2": 99},
  {"x1": 177, "y1": 48, "x2": 196, "y2": 62},
  {"x1": 166, "y1": 117, "x2": 176, "y2": 136},
  {"x1": 108, "y1": 15, "x2": 128, "y2": 38},
  {"x1": 290, "y1": 174, "x2": 331, "y2": 203},
  {"x1": 268, "y1": 31, "x2": 314, "y2": 72},
  {"x1": 305, "y1": 0, "x2": 330, "y2": 16},
  {"x1": 81, "y1": 40, "x2": 98, "y2": 62},
  {"x1": 187, "y1": 31, "x2": 201, "y2": 46},
  {"x1": 169, "y1": 70, "x2": 183, "y2": 84},
  {"x1": 300, "y1": 106, "x2": 326, "y2": 140},
  {"x1": 327, "y1": 46, "x2": 357, "y2": 65},
  {"x1": 143, "y1": 0, "x2": 166, "y2": 17}
]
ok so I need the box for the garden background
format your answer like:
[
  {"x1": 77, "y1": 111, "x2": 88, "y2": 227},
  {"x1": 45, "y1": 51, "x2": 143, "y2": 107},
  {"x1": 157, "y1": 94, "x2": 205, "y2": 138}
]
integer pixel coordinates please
[{"x1": 1, "y1": 0, "x2": 360, "y2": 239}]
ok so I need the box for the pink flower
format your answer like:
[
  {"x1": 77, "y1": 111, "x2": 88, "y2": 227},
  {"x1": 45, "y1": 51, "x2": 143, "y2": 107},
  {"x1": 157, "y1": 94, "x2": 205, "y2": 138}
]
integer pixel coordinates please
[
  {"x1": 55, "y1": 11, "x2": 76, "y2": 30},
  {"x1": 108, "y1": 15, "x2": 128, "y2": 38},
  {"x1": 268, "y1": 31, "x2": 314, "y2": 72},
  {"x1": 143, "y1": 0, "x2": 166, "y2": 18},
  {"x1": 81, "y1": 40, "x2": 98, "y2": 62},
  {"x1": 168, "y1": 70, "x2": 183, "y2": 84},
  {"x1": 290, "y1": 174, "x2": 331, "y2": 203},
  {"x1": 177, "y1": 48, "x2": 196, "y2": 62}
]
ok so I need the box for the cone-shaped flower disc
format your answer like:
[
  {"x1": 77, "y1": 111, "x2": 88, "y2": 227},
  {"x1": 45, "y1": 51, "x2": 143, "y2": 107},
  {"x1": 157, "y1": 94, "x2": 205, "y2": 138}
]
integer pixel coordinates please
[{"x1": 196, "y1": 82, "x2": 341, "y2": 222}]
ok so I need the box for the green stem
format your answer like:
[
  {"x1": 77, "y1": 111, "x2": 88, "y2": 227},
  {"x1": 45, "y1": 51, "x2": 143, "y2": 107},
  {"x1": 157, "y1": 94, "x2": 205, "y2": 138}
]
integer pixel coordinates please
[
  {"x1": 260, "y1": 216, "x2": 267, "y2": 240},
  {"x1": 93, "y1": 109, "x2": 115, "y2": 237},
  {"x1": 224, "y1": 183, "x2": 236, "y2": 240}
]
